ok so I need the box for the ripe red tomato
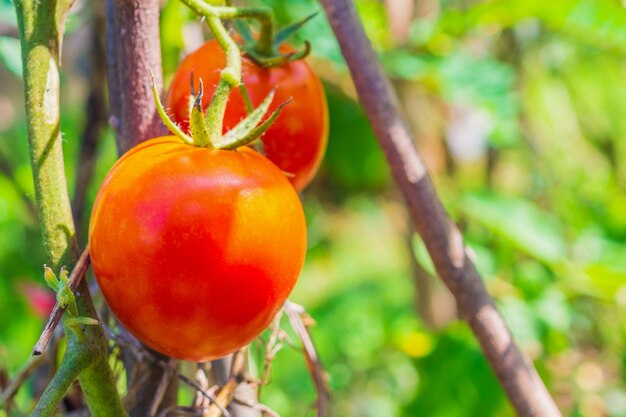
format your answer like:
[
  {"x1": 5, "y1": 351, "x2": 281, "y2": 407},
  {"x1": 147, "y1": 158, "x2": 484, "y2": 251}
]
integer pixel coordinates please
[
  {"x1": 89, "y1": 136, "x2": 307, "y2": 361},
  {"x1": 166, "y1": 40, "x2": 328, "y2": 191}
]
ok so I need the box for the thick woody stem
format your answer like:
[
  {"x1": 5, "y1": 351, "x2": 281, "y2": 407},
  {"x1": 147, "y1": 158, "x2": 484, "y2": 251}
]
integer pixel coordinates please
[
  {"x1": 106, "y1": 0, "x2": 166, "y2": 154},
  {"x1": 14, "y1": 0, "x2": 126, "y2": 416},
  {"x1": 318, "y1": 1, "x2": 562, "y2": 416}
]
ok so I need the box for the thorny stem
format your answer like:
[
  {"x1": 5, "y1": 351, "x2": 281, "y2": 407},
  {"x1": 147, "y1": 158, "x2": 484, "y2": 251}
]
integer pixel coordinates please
[{"x1": 14, "y1": 1, "x2": 127, "y2": 416}]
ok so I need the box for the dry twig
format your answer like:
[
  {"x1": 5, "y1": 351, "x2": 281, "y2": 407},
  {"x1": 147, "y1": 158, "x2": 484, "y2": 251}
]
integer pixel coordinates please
[
  {"x1": 284, "y1": 302, "x2": 330, "y2": 417},
  {"x1": 203, "y1": 349, "x2": 247, "y2": 417},
  {"x1": 258, "y1": 310, "x2": 286, "y2": 386}
]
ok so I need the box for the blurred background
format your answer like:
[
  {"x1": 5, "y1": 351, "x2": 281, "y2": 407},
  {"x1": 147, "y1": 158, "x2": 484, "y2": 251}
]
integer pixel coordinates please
[{"x1": 2, "y1": 0, "x2": 626, "y2": 416}]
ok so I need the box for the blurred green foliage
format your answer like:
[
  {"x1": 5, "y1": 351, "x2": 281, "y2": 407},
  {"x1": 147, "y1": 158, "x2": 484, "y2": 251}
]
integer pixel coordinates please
[{"x1": 3, "y1": 0, "x2": 626, "y2": 416}]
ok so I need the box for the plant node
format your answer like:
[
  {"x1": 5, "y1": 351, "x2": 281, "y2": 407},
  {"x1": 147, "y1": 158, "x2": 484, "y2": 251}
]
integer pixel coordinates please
[{"x1": 42, "y1": 266, "x2": 99, "y2": 342}]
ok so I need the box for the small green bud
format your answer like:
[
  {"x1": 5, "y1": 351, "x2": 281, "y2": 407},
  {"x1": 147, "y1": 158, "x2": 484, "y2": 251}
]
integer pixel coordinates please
[
  {"x1": 59, "y1": 267, "x2": 70, "y2": 284},
  {"x1": 43, "y1": 265, "x2": 59, "y2": 291}
]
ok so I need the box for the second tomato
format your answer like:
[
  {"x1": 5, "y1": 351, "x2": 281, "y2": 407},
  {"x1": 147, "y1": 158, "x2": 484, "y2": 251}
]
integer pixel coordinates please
[{"x1": 166, "y1": 40, "x2": 328, "y2": 192}]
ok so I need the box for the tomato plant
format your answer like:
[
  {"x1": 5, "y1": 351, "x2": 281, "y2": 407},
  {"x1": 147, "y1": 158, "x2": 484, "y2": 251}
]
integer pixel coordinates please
[
  {"x1": 166, "y1": 39, "x2": 328, "y2": 191},
  {"x1": 89, "y1": 136, "x2": 307, "y2": 361}
]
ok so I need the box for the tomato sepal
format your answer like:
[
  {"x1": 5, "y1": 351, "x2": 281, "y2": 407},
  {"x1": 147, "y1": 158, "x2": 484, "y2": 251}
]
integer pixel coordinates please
[
  {"x1": 233, "y1": 12, "x2": 317, "y2": 68},
  {"x1": 189, "y1": 79, "x2": 213, "y2": 148},
  {"x1": 215, "y1": 96, "x2": 292, "y2": 150},
  {"x1": 151, "y1": 72, "x2": 193, "y2": 145}
]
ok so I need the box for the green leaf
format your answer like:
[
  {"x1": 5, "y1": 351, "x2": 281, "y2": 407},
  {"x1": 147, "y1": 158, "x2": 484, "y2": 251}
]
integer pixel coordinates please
[{"x1": 462, "y1": 193, "x2": 568, "y2": 265}]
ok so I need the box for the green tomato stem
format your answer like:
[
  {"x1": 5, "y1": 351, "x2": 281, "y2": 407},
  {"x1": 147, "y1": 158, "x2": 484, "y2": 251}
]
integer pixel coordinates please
[
  {"x1": 176, "y1": 0, "x2": 291, "y2": 148},
  {"x1": 179, "y1": 0, "x2": 276, "y2": 55},
  {"x1": 203, "y1": 14, "x2": 240, "y2": 142}
]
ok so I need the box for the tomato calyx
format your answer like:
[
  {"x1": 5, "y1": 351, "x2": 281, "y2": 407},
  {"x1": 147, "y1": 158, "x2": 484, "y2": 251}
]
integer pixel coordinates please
[
  {"x1": 179, "y1": 0, "x2": 317, "y2": 68},
  {"x1": 153, "y1": 75, "x2": 289, "y2": 150},
  {"x1": 233, "y1": 12, "x2": 317, "y2": 68},
  {"x1": 161, "y1": 0, "x2": 317, "y2": 150}
]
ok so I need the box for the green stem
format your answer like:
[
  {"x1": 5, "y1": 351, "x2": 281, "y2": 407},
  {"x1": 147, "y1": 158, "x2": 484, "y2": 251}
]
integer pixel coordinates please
[
  {"x1": 238, "y1": 85, "x2": 254, "y2": 114},
  {"x1": 251, "y1": 9, "x2": 274, "y2": 55},
  {"x1": 14, "y1": 0, "x2": 76, "y2": 269},
  {"x1": 204, "y1": 14, "x2": 240, "y2": 140},
  {"x1": 30, "y1": 348, "x2": 91, "y2": 417},
  {"x1": 79, "y1": 358, "x2": 127, "y2": 417},
  {"x1": 179, "y1": 0, "x2": 275, "y2": 55},
  {"x1": 179, "y1": 0, "x2": 280, "y2": 143},
  {"x1": 14, "y1": 1, "x2": 127, "y2": 416}
]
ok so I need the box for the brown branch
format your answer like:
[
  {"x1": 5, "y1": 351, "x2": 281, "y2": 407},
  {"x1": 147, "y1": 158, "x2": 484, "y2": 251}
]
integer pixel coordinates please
[
  {"x1": 105, "y1": 0, "x2": 166, "y2": 154},
  {"x1": 283, "y1": 302, "x2": 330, "y2": 417},
  {"x1": 32, "y1": 246, "x2": 91, "y2": 356},
  {"x1": 318, "y1": 1, "x2": 562, "y2": 416}
]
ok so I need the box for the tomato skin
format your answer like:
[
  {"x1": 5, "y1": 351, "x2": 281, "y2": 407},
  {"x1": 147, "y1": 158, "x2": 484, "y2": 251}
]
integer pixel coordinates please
[
  {"x1": 89, "y1": 136, "x2": 307, "y2": 361},
  {"x1": 166, "y1": 40, "x2": 328, "y2": 191}
]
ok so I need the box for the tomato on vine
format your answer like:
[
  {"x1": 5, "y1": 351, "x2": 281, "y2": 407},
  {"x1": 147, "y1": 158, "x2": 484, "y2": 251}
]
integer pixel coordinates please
[
  {"x1": 166, "y1": 38, "x2": 328, "y2": 192},
  {"x1": 89, "y1": 137, "x2": 306, "y2": 361},
  {"x1": 89, "y1": 12, "x2": 309, "y2": 361}
]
